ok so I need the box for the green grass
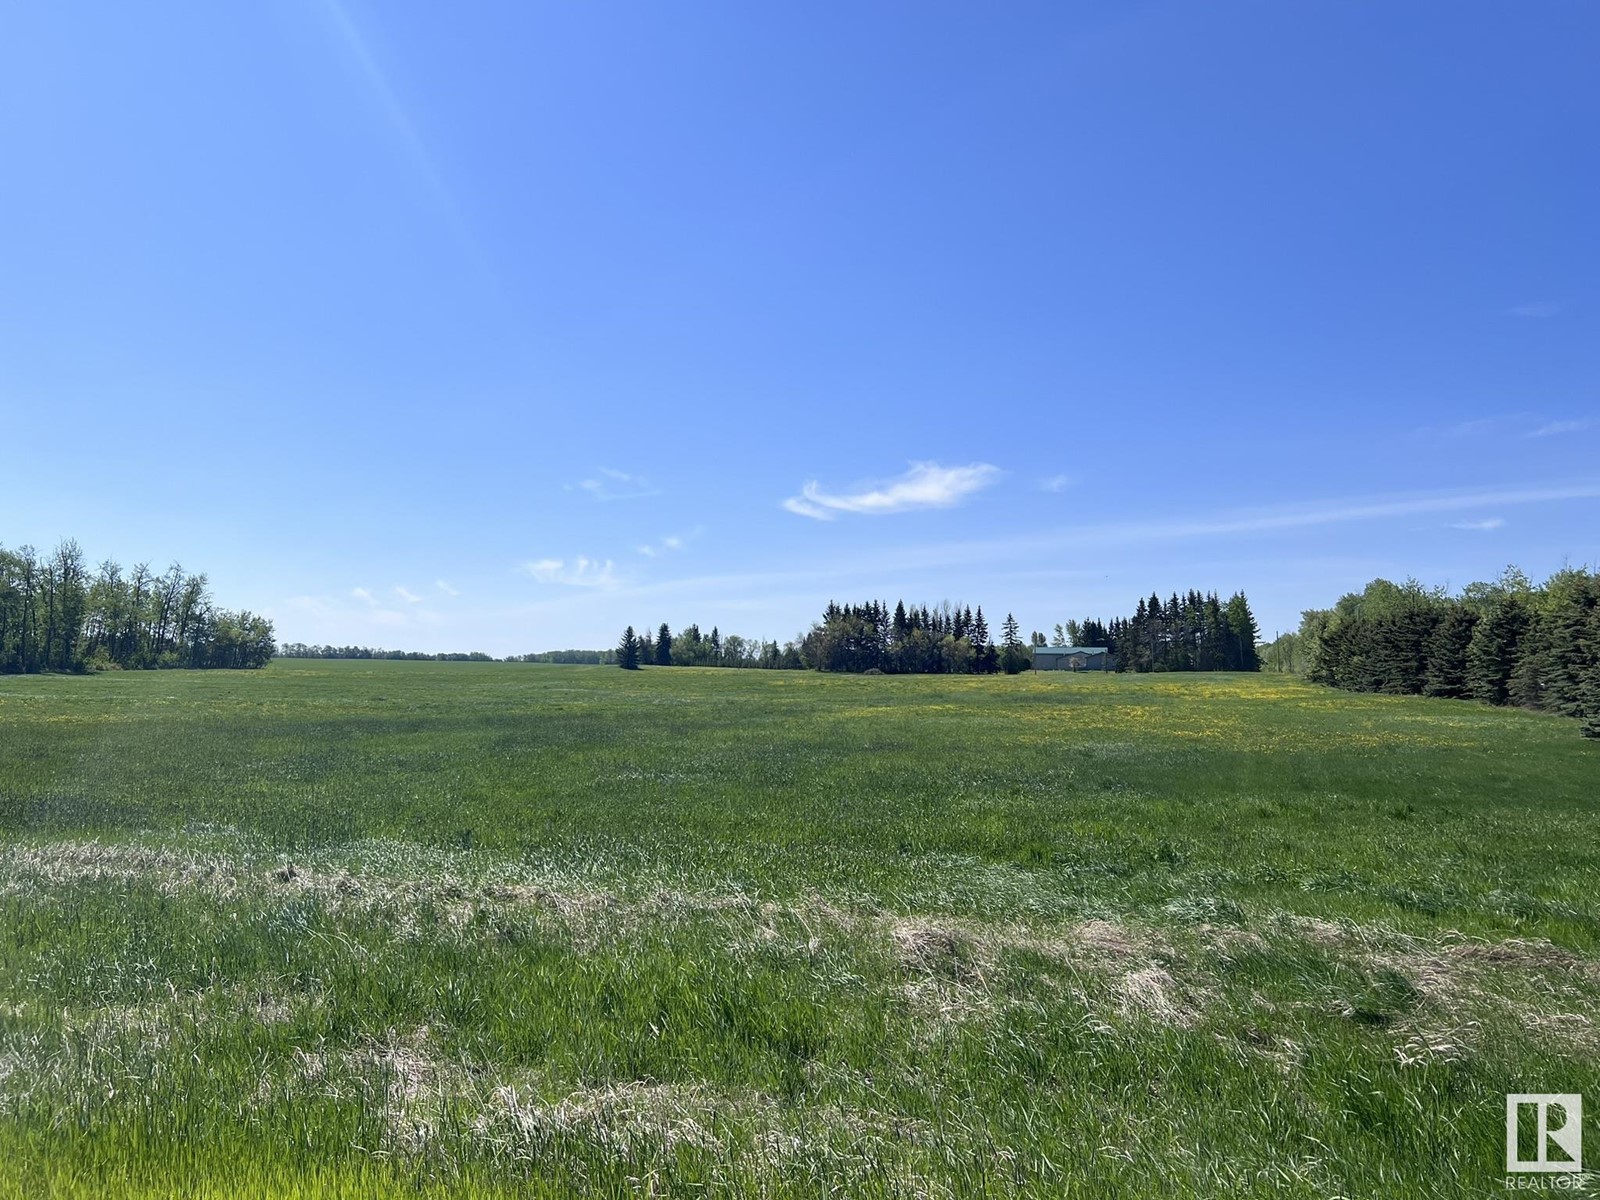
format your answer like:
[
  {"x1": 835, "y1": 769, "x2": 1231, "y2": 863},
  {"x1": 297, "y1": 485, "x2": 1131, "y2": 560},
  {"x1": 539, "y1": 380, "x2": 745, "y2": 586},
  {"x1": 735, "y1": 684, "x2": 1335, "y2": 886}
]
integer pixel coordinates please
[{"x1": 0, "y1": 661, "x2": 1596, "y2": 1196}]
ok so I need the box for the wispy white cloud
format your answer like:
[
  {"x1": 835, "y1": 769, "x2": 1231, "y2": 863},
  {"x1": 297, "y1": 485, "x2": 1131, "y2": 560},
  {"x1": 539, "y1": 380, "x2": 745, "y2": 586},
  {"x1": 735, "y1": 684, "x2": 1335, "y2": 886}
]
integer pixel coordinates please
[
  {"x1": 1418, "y1": 413, "x2": 1592, "y2": 441},
  {"x1": 435, "y1": 579, "x2": 460, "y2": 596},
  {"x1": 783, "y1": 461, "x2": 1001, "y2": 521},
  {"x1": 1450, "y1": 517, "x2": 1506, "y2": 531},
  {"x1": 573, "y1": 467, "x2": 659, "y2": 502},
  {"x1": 1526, "y1": 419, "x2": 1592, "y2": 439},
  {"x1": 1442, "y1": 417, "x2": 1501, "y2": 437},
  {"x1": 495, "y1": 478, "x2": 1600, "y2": 644},
  {"x1": 1507, "y1": 301, "x2": 1560, "y2": 319},
  {"x1": 316, "y1": 1, "x2": 486, "y2": 275},
  {"x1": 782, "y1": 496, "x2": 836, "y2": 521},
  {"x1": 636, "y1": 528, "x2": 700, "y2": 557},
  {"x1": 521, "y1": 557, "x2": 618, "y2": 587},
  {"x1": 1092, "y1": 483, "x2": 1597, "y2": 543},
  {"x1": 279, "y1": 591, "x2": 441, "y2": 636},
  {"x1": 1039, "y1": 474, "x2": 1074, "y2": 493},
  {"x1": 394, "y1": 586, "x2": 423, "y2": 604},
  {"x1": 689, "y1": 480, "x2": 1600, "y2": 594}
]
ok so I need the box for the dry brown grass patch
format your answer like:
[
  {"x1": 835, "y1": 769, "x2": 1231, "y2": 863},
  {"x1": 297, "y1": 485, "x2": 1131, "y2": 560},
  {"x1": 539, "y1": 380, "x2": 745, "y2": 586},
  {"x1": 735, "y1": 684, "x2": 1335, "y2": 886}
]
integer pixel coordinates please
[
  {"x1": 1116, "y1": 966, "x2": 1201, "y2": 1027},
  {"x1": 476, "y1": 1081, "x2": 728, "y2": 1157}
]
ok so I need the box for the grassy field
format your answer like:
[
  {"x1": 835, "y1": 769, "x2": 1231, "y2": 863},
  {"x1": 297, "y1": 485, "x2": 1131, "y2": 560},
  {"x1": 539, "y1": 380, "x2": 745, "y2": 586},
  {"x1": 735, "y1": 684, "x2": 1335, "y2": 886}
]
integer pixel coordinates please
[{"x1": 0, "y1": 661, "x2": 1596, "y2": 1197}]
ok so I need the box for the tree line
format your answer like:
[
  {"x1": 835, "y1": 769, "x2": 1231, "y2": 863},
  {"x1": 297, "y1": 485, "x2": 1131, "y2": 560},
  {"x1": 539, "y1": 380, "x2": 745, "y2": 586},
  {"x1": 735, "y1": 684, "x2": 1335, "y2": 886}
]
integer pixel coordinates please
[
  {"x1": 1, "y1": 540, "x2": 276, "y2": 673},
  {"x1": 280, "y1": 645, "x2": 605, "y2": 663},
  {"x1": 280, "y1": 644, "x2": 493, "y2": 661},
  {"x1": 620, "y1": 590, "x2": 1263, "y2": 675},
  {"x1": 1044, "y1": 590, "x2": 1262, "y2": 673},
  {"x1": 1295, "y1": 567, "x2": 1600, "y2": 737},
  {"x1": 618, "y1": 622, "x2": 806, "y2": 671},
  {"x1": 510, "y1": 649, "x2": 612, "y2": 665},
  {"x1": 799, "y1": 601, "x2": 1019, "y2": 674},
  {"x1": 619, "y1": 604, "x2": 1027, "y2": 674}
]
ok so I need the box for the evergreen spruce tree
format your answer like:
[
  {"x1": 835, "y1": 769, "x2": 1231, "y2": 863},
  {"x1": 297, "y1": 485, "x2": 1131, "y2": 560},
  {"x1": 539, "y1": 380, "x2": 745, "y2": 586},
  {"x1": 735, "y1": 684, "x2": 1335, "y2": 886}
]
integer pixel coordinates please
[
  {"x1": 656, "y1": 623, "x2": 673, "y2": 666},
  {"x1": 1224, "y1": 592, "x2": 1261, "y2": 671},
  {"x1": 1369, "y1": 606, "x2": 1437, "y2": 694},
  {"x1": 1201, "y1": 594, "x2": 1227, "y2": 670},
  {"x1": 1531, "y1": 569, "x2": 1598, "y2": 716},
  {"x1": 1146, "y1": 594, "x2": 1164, "y2": 671},
  {"x1": 1422, "y1": 606, "x2": 1477, "y2": 698},
  {"x1": 1127, "y1": 598, "x2": 1148, "y2": 673},
  {"x1": 1466, "y1": 595, "x2": 1527, "y2": 705},
  {"x1": 1000, "y1": 612, "x2": 1029, "y2": 674},
  {"x1": 1508, "y1": 611, "x2": 1551, "y2": 711},
  {"x1": 1582, "y1": 605, "x2": 1600, "y2": 739},
  {"x1": 617, "y1": 626, "x2": 641, "y2": 670},
  {"x1": 1166, "y1": 593, "x2": 1183, "y2": 670},
  {"x1": 972, "y1": 607, "x2": 995, "y2": 673}
]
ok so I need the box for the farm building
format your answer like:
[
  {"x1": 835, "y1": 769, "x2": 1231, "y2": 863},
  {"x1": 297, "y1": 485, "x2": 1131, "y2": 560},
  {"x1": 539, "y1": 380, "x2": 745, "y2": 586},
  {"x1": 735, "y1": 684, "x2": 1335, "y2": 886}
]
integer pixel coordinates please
[{"x1": 1032, "y1": 646, "x2": 1113, "y2": 672}]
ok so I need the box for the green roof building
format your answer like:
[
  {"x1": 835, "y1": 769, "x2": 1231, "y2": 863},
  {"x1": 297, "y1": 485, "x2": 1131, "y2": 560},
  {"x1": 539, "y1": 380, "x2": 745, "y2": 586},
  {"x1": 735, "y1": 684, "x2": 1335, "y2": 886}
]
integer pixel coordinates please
[{"x1": 1031, "y1": 646, "x2": 1113, "y2": 671}]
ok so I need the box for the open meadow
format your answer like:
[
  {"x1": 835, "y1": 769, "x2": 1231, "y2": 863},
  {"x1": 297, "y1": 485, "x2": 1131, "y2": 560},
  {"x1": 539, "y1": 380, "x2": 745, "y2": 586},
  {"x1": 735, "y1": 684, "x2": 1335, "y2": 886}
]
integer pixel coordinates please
[{"x1": 1, "y1": 660, "x2": 1597, "y2": 1197}]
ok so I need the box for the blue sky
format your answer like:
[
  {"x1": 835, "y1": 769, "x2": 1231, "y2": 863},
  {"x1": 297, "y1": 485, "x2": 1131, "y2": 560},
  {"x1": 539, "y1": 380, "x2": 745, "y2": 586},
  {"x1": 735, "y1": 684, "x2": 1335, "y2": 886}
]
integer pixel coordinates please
[{"x1": 3, "y1": 2, "x2": 1597, "y2": 653}]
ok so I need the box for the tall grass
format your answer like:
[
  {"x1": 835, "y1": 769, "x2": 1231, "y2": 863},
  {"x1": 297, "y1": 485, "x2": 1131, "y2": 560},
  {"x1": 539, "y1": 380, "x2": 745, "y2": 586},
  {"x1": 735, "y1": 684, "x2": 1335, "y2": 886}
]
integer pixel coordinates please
[{"x1": 0, "y1": 663, "x2": 1595, "y2": 1196}]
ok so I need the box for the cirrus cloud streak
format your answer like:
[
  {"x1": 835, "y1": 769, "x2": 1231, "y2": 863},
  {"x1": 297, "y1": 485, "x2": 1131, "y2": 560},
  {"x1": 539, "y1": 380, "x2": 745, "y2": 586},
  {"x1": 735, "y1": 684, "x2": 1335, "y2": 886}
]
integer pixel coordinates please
[
  {"x1": 520, "y1": 557, "x2": 618, "y2": 588},
  {"x1": 783, "y1": 461, "x2": 1001, "y2": 521}
]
